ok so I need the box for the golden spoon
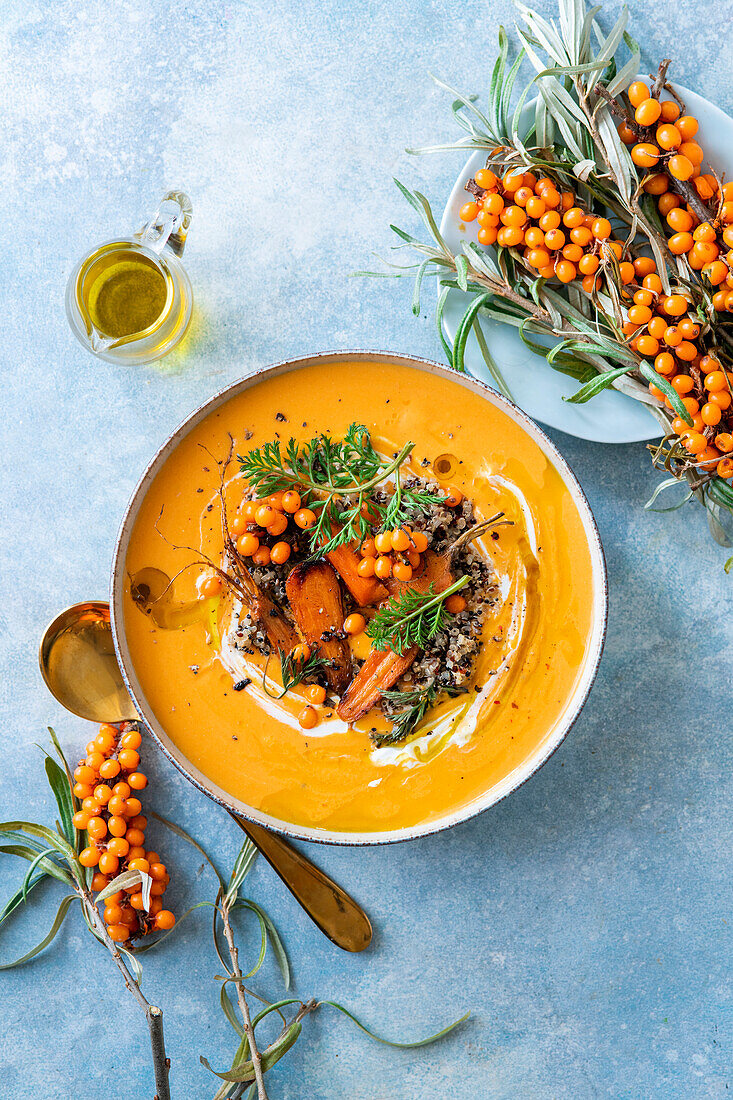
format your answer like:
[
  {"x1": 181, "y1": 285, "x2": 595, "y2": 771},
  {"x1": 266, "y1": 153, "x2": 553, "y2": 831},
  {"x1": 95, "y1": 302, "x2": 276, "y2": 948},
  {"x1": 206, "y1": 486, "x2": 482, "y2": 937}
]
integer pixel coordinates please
[{"x1": 39, "y1": 601, "x2": 372, "y2": 952}]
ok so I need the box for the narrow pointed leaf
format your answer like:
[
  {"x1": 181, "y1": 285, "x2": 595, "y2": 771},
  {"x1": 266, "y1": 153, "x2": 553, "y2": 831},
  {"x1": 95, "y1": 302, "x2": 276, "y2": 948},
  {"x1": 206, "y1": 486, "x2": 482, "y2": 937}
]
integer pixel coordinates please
[{"x1": 0, "y1": 895, "x2": 76, "y2": 970}]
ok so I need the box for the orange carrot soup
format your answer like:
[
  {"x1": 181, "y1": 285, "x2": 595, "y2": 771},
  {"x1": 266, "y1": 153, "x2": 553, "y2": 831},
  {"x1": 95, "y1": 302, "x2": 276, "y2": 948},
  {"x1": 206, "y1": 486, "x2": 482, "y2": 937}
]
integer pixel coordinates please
[{"x1": 121, "y1": 359, "x2": 600, "y2": 834}]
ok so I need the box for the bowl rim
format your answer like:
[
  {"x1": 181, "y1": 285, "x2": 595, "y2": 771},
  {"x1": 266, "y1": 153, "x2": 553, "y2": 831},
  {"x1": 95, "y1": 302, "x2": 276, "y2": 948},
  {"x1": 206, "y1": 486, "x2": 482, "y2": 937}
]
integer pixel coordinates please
[{"x1": 110, "y1": 349, "x2": 608, "y2": 846}]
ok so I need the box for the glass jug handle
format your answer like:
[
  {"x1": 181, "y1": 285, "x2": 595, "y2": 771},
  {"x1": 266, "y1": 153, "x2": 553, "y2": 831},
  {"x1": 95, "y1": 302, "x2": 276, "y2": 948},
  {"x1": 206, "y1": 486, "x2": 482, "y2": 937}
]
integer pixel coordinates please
[{"x1": 135, "y1": 190, "x2": 192, "y2": 257}]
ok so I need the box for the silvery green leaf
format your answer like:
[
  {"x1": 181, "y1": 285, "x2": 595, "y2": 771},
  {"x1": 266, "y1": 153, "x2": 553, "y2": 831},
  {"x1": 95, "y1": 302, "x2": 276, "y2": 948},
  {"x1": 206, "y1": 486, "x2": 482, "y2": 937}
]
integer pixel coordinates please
[
  {"x1": 573, "y1": 157, "x2": 597, "y2": 180},
  {"x1": 644, "y1": 477, "x2": 693, "y2": 513},
  {"x1": 558, "y1": 0, "x2": 585, "y2": 62},
  {"x1": 595, "y1": 109, "x2": 634, "y2": 201},
  {"x1": 578, "y1": 3, "x2": 603, "y2": 60},
  {"x1": 515, "y1": 2, "x2": 569, "y2": 64},
  {"x1": 429, "y1": 74, "x2": 493, "y2": 135},
  {"x1": 0, "y1": 895, "x2": 76, "y2": 970},
  {"x1": 96, "y1": 869, "x2": 143, "y2": 903},
  {"x1": 606, "y1": 33, "x2": 640, "y2": 96}
]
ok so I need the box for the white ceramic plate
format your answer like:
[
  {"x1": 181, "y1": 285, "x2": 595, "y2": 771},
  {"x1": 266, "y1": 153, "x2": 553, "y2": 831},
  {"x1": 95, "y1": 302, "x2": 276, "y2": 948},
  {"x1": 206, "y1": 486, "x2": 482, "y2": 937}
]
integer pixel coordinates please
[{"x1": 439, "y1": 85, "x2": 733, "y2": 443}]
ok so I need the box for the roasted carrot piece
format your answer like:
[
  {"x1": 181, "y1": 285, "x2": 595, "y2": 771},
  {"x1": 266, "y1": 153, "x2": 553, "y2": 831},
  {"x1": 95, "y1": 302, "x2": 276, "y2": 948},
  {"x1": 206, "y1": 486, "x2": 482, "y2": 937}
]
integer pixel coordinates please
[
  {"x1": 384, "y1": 550, "x2": 453, "y2": 599},
  {"x1": 326, "y1": 542, "x2": 387, "y2": 607},
  {"x1": 252, "y1": 591, "x2": 300, "y2": 654},
  {"x1": 285, "y1": 560, "x2": 352, "y2": 693},
  {"x1": 337, "y1": 645, "x2": 419, "y2": 723}
]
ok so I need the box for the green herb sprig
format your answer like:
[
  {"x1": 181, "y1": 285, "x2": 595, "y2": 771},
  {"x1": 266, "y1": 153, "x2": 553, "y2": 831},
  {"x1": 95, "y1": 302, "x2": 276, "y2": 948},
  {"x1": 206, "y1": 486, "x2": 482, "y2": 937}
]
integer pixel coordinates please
[
  {"x1": 263, "y1": 648, "x2": 332, "y2": 700},
  {"x1": 366, "y1": 576, "x2": 470, "y2": 654},
  {"x1": 239, "y1": 424, "x2": 443, "y2": 555},
  {"x1": 375, "y1": 682, "x2": 468, "y2": 747}
]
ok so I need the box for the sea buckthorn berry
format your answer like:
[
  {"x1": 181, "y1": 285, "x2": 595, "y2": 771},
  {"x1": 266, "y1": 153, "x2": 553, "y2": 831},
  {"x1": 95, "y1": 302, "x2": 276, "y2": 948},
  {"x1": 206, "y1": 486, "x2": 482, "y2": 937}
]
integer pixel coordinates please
[
  {"x1": 544, "y1": 228, "x2": 565, "y2": 250},
  {"x1": 655, "y1": 124, "x2": 681, "y2": 150},
  {"x1": 676, "y1": 115, "x2": 699, "y2": 140},
  {"x1": 298, "y1": 706, "x2": 318, "y2": 730},
  {"x1": 392, "y1": 561, "x2": 414, "y2": 582},
  {"x1": 682, "y1": 397, "x2": 700, "y2": 417},
  {"x1": 477, "y1": 227, "x2": 497, "y2": 246},
  {"x1": 145, "y1": 852, "x2": 161, "y2": 865},
  {"x1": 636, "y1": 335, "x2": 659, "y2": 357},
  {"x1": 663, "y1": 326, "x2": 682, "y2": 347},
  {"x1": 74, "y1": 764, "x2": 96, "y2": 785},
  {"x1": 406, "y1": 550, "x2": 421, "y2": 568},
  {"x1": 658, "y1": 193, "x2": 681, "y2": 216},
  {"x1": 693, "y1": 222, "x2": 716, "y2": 243},
  {"x1": 555, "y1": 260, "x2": 576, "y2": 284},
  {"x1": 631, "y1": 144, "x2": 659, "y2": 168},
  {"x1": 677, "y1": 318, "x2": 699, "y2": 339},
  {"x1": 643, "y1": 173, "x2": 668, "y2": 195},
  {"x1": 390, "y1": 527, "x2": 412, "y2": 552},
  {"x1": 126, "y1": 797, "x2": 142, "y2": 818},
  {"x1": 120, "y1": 905, "x2": 139, "y2": 924},
  {"x1": 682, "y1": 432, "x2": 707, "y2": 455},
  {"x1": 627, "y1": 81, "x2": 650, "y2": 107},
  {"x1": 634, "y1": 289, "x2": 654, "y2": 308},
  {"x1": 666, "y1": 208, "x2": 693, "y2": 232},
  {"x1": 72, "y1": 810, "x2": 90, "y2": 830},
  {"x1": 668, "y1": 155, "x2": 694, "y2": 181},
  {"x1": 628, "y1": 304, "x2": 652, "y2": 325},
  {"x1": 357, "y1": 557, "x2": 375, "y2": 578},
  {"x1": 484, "y1": 193, "x2": 504, "y2": 215},
  {"x1": 237, "y1": 533, "x2": 259, "y2": 557},
  {"x1": 570, "y1": 226, "x2": 593, "y2": 248},
  {"x1": 107, "y1": 924, "x2": 130, "y2": 942},
  {"x1": 266, "y1": 512, "x2": 289, "y2": 537},
  {"x1": 252, "y1": 546, "x2": 271, "y2": 566},
  {"x1": 705, "y1": 261, "x2": 729, "y2": 286},
  {"x1": 635, "y1": 98, "x2": 662, "y2": 126},
  {"x1": 619, "y1": 261, "x2": 635, "y2": 284},
  {"x1": 562, "y1": 243, "x2": 583, "y2": 263},
  {"x1": 148, "y1": 899, "x2": 163, "y2": 917},
  {"x1": 676, "y1": 341, "x2": 697, "y2": 362},
  {"x1": 578, "y1": 253, "x2": 599, "y2": 275},
  {"x1": 669, "y1": 232, "x2": 693, "y2": 255},
  {"x1": 360, "y1": 538, "x2": 376, "y2": 557},
  {"x1": 503, "y1": 170, "x2": 525, "y2": 192},
  {"x1": 562, "y1": 207, "x2": 585, "y2": 228},
  {"x1": 80, "y1": 846, "x2": 100, "y2": 868},
  {"x1": 618, "y1": 121, "x2": 636, "y2": 144},
  {"x1": 118, "y1": 749, "x2": 140, "y2": 772},
  {"x1": 255, "y1": 504, "x2": 275, "y2": 527},
  {"x1": 715, "y1": 433, "x2": 733, "y2": 453},
  {"x1": 411, "y1": 530, "x2": 428, "y2": 552},
  {"x1": 474, "y1": 168, "x2": 497, "y2": 189},
  {"x1": 104, "y1": 904, "x2": 123, "y2": 925},
  {"x1": 292, "y1": 644, "x2": 311, "y2": 665},
  {"x1": 230, "y1": 514, "x2": 247, "y2": 537},
  {"x1": 660, "y1": 100, "x2": 681, "y2": 122},
  {"x1": 128, "y1": 847, "x2": 146, "y2": 861},
  {"x1": 129, "y1": 857, "x2": 150, "y2": 874},
  {"x1": 87, "y1": 817, "x2": 107, "y2": 840},
  {"x1": 150, "y1": 881, "x2": 167, "y2": 897},
  {"x1": 690, "y1": 242, "x2": 719, "y2": 268},
  {"x1": 270, "y1": 542, "x2": 291, "y2": 566},
  {"x1": 528, "y1": 248, "x2": 551, "y2": 269},
  {"x1": 525, "y1": 196, "x2": 546, "y2": 219},
  {"x1": 294, "y1": 508, "x2": 316, "y2": 530},
  {"x1": 702, "y1": 403, "x2": 722, "y2": 426},
  {"x1": 127, "y1": 771, "x2": 148, "y2": 792},
  {"x1": 108, "y1": 795, "x2": 128, "y2": 817},
  {"x1": 120, "y1": 730, "x2": 142, "y2": 751},
  {"x1": 538, "y1": 263, "x2": 557, "y2": 280},
  {"x1": 446, "y1": 593, "x2": 467, "y2": 614},
  {"x1": 99, "y1": 759, "x2": 121, "y2": 780},
  {"x1": 710, "y1": 390, "x2": 732, "y2": 410},
  {"x1": 108, "y1": 815, "x2": 128, "y2": 838},
  {"x1": 94, "y1": 784, "x2": 113, "y2": 804},
  {"x1": 155, "y1": 911, "x2": 176, "y2": 931},
  {"x1": 85, "y1": 752, "x2": 105, "y2": 772},
  {"x1": 81, "y1": 797, "x2": 102, "y2": 814},
  {"x1": 661, "y1": 295, "x2": 688, "y2": 317},
  {"x1": 539, "y1": 210, "x2": 561, "y2": 232},
  {"x1": 107, "y1": 837, "x2": 130, "y2": 858},
  {"x1": 201, "y1": 574, "x2": 222, "y2": 599},
  {"x1": 242, "y1": 500, "x2": 259, "y2": 519},
  {"x1": 91, "y1": 874, "x2": 111, "y2": 894},
  {"x1": 501, "y1": 205, "x2": 526, "y2": 227},
  {"x1": 305, "y1": 684, "x2": 327, "y2": 705},
  {"x1": 73, "y1": 782, "x2": 93, "y2": 799},
  {"x1": 643, "y1": 273, "x2": 663, "y2": 293},
  {"x1": 477, "y1": 209, "x2": 499, "y2": 228},
  {"x1": 374, "y1": 556, "x2": 392, "y2": 579},
  {"x1": 130, "y1": 815, "x2": 147, "y2": 831},
  {"x1": 718, "y1": 458, "x2": 733, "y2": 479},
  {"x1": 648, "y1": 316, "x2": 666, "y2": 339},
  {"x1": 282, "y1": 490, "x2": 301, "y2": 514},
  {"x1": 582, "y1": 274, "x2": 603, "y2": 294},
  {"x1": 130, "y1": 891, "x2": 146, "y2": 911},
  {"x1": 497, "y1": 225, "x2": 524, "y2": 247},
  {"x1": 678, "y1": 140, "x2": 703, "y2": 166},
  {"x1": 126, "y1": 828, "x2": 146, "y2": 848},
  {"x1": 374, "y1": 531, "x2": 393, "y2": 554},
  {"x1": 671, "y1": 373, "x2": 694, "y2": 393},
  {"x1": 443, "y1": 486, "x2": 463, "y2": 506},
  {"x1": 590, "y1": 217, "x2": 611, "y2": 241},
  {"x1": 343, "y1": 613, "x2": 367, "y2": 636},
  {"x1": 98, "y1": 852, "x2": 119, "y2": 876},
  {"x1": 459, "y1": 201, "x2": 479, "y2": 222},
  {"x1": 634, "y1": 256, "x2": 657, "y2": 277}
]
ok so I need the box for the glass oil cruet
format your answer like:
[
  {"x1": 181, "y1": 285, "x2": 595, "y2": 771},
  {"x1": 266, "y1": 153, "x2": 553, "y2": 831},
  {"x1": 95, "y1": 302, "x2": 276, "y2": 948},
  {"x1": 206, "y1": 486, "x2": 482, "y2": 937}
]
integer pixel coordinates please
[{"x1": 65, "y1": 190, "x2": 193, "y2": 365}]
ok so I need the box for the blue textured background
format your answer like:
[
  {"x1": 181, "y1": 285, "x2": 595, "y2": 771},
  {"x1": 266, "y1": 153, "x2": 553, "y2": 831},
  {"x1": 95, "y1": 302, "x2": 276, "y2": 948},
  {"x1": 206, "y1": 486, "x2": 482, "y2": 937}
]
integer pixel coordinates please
[{"x1": 1, "y1": 1, "x2": 731, "y2": 1096}]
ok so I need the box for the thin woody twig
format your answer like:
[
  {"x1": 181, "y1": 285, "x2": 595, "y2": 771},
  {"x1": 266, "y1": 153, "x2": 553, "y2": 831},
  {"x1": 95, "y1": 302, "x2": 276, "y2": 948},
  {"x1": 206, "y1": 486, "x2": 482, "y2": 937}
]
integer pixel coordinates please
[{"x1": 219, "y1": 895, "x2": 269, "y2": 1100}]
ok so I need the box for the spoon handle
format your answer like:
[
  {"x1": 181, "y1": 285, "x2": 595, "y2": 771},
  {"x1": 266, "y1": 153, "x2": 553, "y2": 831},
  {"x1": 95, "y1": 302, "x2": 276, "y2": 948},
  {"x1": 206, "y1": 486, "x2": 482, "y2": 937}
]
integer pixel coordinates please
[{"x1": 228, "y1": 813, "x2": 372, "y2": 952}]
